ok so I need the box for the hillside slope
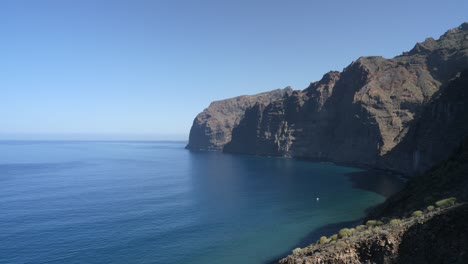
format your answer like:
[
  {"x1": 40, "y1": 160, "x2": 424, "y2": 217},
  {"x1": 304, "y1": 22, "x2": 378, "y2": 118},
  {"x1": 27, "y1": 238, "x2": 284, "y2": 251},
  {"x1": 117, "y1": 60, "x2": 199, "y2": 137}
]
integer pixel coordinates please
[{"x1": 279, "y1": 139, "x2": 468, "y2": 263}]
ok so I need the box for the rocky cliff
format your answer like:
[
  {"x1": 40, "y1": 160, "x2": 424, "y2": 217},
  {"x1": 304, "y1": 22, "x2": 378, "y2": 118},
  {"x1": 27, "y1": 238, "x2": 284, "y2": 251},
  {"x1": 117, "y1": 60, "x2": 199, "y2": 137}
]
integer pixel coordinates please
[
  {"x1": 187, "y1": 23, "x2": 468, "y2": 175},
  {"x1": 186, "y1": 88, "x2": 292, "y2": 150}
]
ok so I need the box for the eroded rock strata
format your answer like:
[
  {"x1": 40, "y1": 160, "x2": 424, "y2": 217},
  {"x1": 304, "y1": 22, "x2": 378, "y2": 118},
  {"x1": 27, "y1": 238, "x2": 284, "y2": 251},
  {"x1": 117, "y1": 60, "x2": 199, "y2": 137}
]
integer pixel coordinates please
[
  {"x1": 186, "y1": 87, "x2": 292, "y2": 151},
  {"x1": 187, "y1": 23, "x2": 468, "y2": 176}
]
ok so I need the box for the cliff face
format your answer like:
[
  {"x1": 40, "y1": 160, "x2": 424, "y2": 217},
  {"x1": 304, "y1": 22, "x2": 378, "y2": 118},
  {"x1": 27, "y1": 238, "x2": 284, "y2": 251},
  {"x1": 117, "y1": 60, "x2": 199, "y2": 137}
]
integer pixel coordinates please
[
  {"x1": 185, "y1": 87, "x2": 292, "y2": 150},
  {"x1": 187, "y1": 23, "x2": 468, "y2": 175},
  {"x1": 379, "y1": 69, "x2": 468, "y2": 174}
]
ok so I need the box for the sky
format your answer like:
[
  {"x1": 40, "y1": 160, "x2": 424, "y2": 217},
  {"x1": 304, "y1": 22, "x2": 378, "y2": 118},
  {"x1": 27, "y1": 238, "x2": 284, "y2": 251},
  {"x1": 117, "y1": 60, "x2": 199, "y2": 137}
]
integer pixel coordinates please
[{"x1": 1, "y1": 0, "x2": 467, "y2": 140}]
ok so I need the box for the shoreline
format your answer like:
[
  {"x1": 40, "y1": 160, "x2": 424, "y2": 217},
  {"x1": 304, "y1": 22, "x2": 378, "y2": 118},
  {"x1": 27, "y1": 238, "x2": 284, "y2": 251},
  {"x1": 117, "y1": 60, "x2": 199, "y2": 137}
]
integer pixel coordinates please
[
  {"x1": 263, "y1": 219, "x2": 362, "y2": 264},
  {"x1": 188, "y1": 148, "x2": 412, "y2": 179},
  {"x1": 188, "y1": 149, "x2": 408, "y2": 264},
  {"x1": 262, "y1": 174, "x2": 405, "y2": 264}
]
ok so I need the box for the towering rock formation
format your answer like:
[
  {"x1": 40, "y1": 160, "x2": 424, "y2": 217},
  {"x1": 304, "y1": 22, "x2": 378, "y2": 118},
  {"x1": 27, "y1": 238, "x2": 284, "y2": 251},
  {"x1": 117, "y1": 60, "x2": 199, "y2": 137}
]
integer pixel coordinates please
[
  {"x1": 187, "y1": 23, "x2": 468, "y2": 175},
  {"x1": 186, "y1": 88, "x2": 292, "y2": 150}
]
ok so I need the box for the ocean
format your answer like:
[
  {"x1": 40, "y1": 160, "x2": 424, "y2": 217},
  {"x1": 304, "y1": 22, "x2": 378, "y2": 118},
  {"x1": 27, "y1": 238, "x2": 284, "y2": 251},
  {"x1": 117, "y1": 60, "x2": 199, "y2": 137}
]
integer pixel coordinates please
[{"x1": 0, "y1": 141, "x2": 403, "y2": 264}]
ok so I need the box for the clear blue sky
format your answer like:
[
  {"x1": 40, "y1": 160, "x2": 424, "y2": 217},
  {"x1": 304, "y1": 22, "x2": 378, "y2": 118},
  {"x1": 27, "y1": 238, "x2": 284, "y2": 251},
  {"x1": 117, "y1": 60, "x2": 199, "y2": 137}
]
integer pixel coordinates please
[{"x1": 1, "y1": 0, "x2": 467, "y2": 140}]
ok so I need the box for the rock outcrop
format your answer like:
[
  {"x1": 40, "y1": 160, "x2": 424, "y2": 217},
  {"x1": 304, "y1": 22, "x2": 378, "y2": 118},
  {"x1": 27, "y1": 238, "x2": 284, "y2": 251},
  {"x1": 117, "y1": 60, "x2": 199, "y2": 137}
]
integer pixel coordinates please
[
  {"x1": 186, "y1": 88, "x2": 292, "y2": 150},
  {"x1": 187, "y1": 23, "x2": 468, "y2": 175},
  {"x1": 278, "y1": 204, "x2": 468, "y2": 264}
]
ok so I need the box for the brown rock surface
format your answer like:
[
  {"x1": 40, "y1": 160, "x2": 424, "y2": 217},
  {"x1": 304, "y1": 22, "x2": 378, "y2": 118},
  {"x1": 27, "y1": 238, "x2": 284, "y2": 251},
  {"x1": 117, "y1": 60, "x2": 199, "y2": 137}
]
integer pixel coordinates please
[
  {"x1": 185, "y1": 87, "x2": 292, "y2": 150},
  {"x1": 187, "y1": 23, "x2": 468, "y2": 175}
]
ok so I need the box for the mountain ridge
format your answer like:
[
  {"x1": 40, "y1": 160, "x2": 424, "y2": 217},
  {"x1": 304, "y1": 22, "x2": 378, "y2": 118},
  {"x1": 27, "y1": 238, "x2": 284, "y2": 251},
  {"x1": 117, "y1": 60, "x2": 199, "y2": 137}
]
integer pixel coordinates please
[{"x1": 187, "y1": 23, "x2": 468, "y2": 176}]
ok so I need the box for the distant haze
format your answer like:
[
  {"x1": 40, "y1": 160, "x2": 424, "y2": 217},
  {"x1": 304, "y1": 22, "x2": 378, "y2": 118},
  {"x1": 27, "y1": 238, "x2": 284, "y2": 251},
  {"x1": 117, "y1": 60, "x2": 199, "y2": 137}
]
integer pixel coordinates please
[
  {"x1": 0, "y1": 133, "x2": 187, "y2": 141},
  {"x1": 1, "y1": 0, "x2": 467, "y2": 140}
]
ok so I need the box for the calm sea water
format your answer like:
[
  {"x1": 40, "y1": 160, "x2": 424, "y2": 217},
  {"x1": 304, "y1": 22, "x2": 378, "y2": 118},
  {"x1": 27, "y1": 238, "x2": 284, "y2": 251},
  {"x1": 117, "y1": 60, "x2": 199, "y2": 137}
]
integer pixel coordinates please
[{"x1": 0, "y1": 141, "x2": 402, "y2": 264}]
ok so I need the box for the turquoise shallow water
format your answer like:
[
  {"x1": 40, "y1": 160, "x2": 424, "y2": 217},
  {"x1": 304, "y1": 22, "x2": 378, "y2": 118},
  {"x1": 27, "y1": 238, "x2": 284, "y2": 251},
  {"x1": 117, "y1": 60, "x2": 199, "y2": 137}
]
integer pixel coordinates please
[{"x1": 0, "y1": 141, "x2": 399, "y2": 264}]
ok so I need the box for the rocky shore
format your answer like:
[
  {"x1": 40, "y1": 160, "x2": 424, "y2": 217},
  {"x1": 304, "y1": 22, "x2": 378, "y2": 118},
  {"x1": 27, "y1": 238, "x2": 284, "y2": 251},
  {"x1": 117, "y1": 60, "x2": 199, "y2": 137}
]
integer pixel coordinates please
[{"x1": 279, "y1": 203, "x2": 467, "y2": 264}]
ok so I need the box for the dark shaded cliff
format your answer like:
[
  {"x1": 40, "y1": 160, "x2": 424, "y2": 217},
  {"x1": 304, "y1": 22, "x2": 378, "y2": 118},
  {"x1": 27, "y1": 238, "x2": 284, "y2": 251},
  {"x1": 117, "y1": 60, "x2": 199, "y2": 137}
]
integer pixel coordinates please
[
  {"x1": 379, "y1": 69, "x2": 468, "y2": 175},
  {"x1": 368, "y1": 136, "x2": 468, "y2": 219},
  {"x1": 187, "y1": 23, "x2": 468, "y2": 175}
]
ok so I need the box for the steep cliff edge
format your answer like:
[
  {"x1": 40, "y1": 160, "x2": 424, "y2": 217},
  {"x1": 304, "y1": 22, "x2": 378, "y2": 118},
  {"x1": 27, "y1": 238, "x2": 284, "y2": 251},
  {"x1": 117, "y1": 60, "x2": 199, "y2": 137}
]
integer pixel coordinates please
[
  {"x1": 187, "y1": 23, "x2": 468, "y2": 175},
  {"x1": 186, "y1": 88, "x2": 292, "y2": 150}
]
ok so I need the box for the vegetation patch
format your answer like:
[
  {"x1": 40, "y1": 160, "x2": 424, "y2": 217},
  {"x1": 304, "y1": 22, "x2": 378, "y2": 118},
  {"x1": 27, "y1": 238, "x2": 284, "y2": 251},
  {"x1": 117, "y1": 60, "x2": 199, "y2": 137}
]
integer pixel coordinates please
[
  {"x1": 412, "y1": 210, "x2": 423, "y2": 217},
  {"x1": 318, "y1": 236, "x2": 330, "y2": 244},
  {"x1": 435, "y1": 197, "x2": 457, "y2": 208},
  {"x1": 356, "y1": 225, "x2": 367, "y2": 231},
  {"x1": 366, "y1": 220, "x2": 377, "y2": 227},
  {"x1": 292, "y1": 248, "x2": 302, "y2": 255},
  {"x1": 338, "y1": 228, "x2": 353, "y2": 238},
  {"x1": 284, "y1": 196, "x2": 460, "y2": 262}
]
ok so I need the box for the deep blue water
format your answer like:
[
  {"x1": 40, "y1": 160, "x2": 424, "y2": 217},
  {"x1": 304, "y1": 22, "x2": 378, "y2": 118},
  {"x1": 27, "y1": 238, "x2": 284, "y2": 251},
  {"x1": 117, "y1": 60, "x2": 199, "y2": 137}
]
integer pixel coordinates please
[{"x1": 0, "y1": 141, "x2": 402, "y2": 264}]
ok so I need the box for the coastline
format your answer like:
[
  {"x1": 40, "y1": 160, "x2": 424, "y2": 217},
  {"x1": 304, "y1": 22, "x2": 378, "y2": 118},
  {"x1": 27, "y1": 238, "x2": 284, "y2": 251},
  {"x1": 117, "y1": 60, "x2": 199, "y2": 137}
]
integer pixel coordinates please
[
  {"x1": 264, "y1": 219, "x2": 362, "y2": 264},
  {"x1": 264, "y1": 168, "x2": 405, "y2": 264},
  {"x1": 187, "y1": 149, "x2": 408, "y2": 264}
]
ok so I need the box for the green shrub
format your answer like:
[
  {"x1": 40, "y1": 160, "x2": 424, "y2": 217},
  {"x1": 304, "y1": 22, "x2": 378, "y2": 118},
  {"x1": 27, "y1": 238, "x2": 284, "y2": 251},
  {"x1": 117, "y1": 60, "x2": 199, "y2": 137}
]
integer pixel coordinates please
[
  {"x1": 356, "y1": 225, "x2": 367, "y2": 231},
  {"x1": 412, "y1": 210, "x2": 423, "y2": 217},
  {"x1": 366, "y1": 220, "x2": 377, "y2": 227},
  {"x1": 427, "y1": 205, "x2": 435, "y2": 211},
  {"x1": 338, "y1": 228, "x2": 353, "y2": 238},
  {"x1": 376, "y1": 221, "x2": 384, "y2": 226},
  {"x1": 319, "y1": 236, "x2": 329, "y2": 244},
  {"x1": 435, "y1": 197, "x2": 457, "y2": 208},
  {"x1": 292, "y1": 248, "x2": 302, "y2": 255},
  {"x1": 389, "y1": 219, "x2": 401, "y2": 226},
  {"x1": 318, "y1": 236, "x2": 327, "y2": 244},
  {"x1": 330, "y1": 234, "x2": 338, "y2": 241}
]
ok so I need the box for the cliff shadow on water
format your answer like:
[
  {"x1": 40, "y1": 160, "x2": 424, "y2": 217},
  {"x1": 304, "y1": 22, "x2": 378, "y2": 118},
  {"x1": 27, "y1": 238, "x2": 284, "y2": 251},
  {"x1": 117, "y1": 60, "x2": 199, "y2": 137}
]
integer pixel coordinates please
[{"x1": 344, "y1": 169, "x2": 406, "y2": 198}]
